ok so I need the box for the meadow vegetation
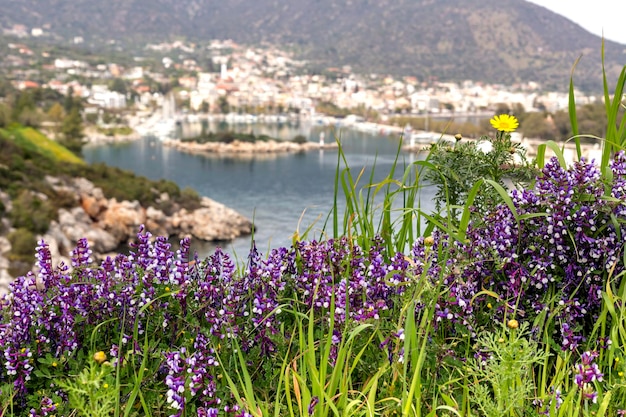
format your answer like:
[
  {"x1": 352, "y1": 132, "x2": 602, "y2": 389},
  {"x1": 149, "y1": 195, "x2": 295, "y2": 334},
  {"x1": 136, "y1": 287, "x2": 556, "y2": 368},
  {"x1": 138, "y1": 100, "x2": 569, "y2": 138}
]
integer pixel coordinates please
[{"x1": 1, "y1": 50, "x2": 626, "y2": 417}]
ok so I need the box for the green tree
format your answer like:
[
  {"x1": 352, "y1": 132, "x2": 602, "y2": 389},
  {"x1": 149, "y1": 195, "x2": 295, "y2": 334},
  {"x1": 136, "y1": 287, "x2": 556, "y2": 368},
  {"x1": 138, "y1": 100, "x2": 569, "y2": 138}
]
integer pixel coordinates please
[
  {"x1": 61, "y1": 107, "x2": 85, "y2": 153},
  {"x1": 12, "y1": 90, "x2": 36, "y2": 121},
  {"x1": 109, "y1": 78, "x2": 127, "y2": 95},
  {"x1": 47, "y1": 102, "x2": 65, "y2": 138},
  {"x1": 576, "y1": 102, "x2": 607, "y2": 139},
  {"x1": 552, "y1": 110, "x2": 573, "y2": 139},
  {"x1": 64, "y1": 86, "x2": 83, "y2": 113},
  {"x1": 17, "y1": 108, "x2": 42, "y2": 128},
  {"x1": 520, "y1": 112, "x2": 555, "y2": 140},
  {"x1": 0, "y1": 102, "x2": 12, "y2": 127},
  {"x1": 217, "y1": 95, "x2": 230, "y2": 114}
]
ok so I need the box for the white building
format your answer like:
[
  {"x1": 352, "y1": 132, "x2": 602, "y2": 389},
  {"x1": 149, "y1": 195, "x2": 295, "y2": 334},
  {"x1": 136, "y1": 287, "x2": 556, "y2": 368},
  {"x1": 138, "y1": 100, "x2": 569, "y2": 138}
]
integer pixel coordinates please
[{"x1": 88, "y1": 85, "x2": 127, "y2": 109}]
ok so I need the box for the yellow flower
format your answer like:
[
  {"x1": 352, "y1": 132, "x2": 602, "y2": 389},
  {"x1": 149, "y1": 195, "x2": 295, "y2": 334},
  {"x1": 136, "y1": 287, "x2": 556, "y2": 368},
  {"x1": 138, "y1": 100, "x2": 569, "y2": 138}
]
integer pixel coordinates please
[
  {"x1": 52, "y1": 362, "x2": 57, "y2": 367},
  {"x1": 424, "y1": 236, "x2": 435, "y2": 247},
  {"x1": 507, "y1": 319, "x2": 519, "y2": 329},
  {"x1": 103, "y1": 383, "x2": 109, "y2": 389},
  {"x1": 94, "y1": 351, "x2": 107, "y2": 364},
  {"x1": 490, "y1": 114, "x2": 519, "y2": 132}
]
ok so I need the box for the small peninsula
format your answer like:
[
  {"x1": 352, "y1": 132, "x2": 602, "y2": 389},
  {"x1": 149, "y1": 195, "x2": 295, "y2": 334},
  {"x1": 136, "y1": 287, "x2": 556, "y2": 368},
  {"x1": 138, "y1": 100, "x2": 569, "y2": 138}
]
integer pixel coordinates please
[{"x1": 162, "y1": 131, "x2": 337, "y2": 156}]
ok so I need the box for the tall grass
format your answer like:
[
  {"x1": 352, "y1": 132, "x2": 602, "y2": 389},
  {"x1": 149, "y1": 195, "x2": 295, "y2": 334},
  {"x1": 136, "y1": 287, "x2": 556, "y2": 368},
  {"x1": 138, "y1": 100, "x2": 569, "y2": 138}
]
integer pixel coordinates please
[{"x1": 329, "y1": 134, "x2": 426, "y2": 255}]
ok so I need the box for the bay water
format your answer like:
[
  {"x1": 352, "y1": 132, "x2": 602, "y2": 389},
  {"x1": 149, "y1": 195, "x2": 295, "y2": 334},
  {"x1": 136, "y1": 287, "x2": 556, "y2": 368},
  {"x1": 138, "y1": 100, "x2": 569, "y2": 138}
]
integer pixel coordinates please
[{"x1": 83, "y1": 121, "x2": 436, "y2": 258}]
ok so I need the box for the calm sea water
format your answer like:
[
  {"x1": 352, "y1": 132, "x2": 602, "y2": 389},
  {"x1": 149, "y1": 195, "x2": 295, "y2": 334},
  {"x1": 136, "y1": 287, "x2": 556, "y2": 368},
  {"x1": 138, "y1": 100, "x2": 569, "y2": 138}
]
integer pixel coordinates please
[{"x1": 83, "y1": 122, "x2": 435, "y2": 258}]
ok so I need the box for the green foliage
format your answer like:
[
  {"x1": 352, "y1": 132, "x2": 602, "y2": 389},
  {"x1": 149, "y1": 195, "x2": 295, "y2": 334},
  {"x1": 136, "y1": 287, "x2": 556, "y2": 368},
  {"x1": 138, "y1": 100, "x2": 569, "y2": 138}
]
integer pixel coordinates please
[
  {"x1": 12, "y1": 90, "x2": 36, "y2": 120},
  {"x1": 16, "y1": 107, "x2": 42, "y2": 128},
  {"x1": 7, "y1": 228, "x2": 37, "y2": 259},
  {"x1": 292, "y1": 134, "x2": 308, "y2": 144},
  {"x1": 12, "y1": 126, "x2": 85, "y2": 165},
  {"x1": 61, "y1": 107, "x2": 85, "y2": 152},
  {"x1": 9, "y1": 190, "x2": 56, "y2": 234},
  {"x1": 0, "y1": 102, "x2": 12, "y2": 128},
  {"x1": 316, "y1": 101, "x2": 350, "y2": 119},
  {"x1": 109, "y1": 78, "x2": 128, "y2": 95},
  {"x1": 96, "y1": 125, "x2": 134, "y2": 136},
  {"x1": 467, "y1": 323, "x2": 548, "y2": 416},
  {"x1": 57, "y1": 359, "x2": 116, "y2": 417},
  {"x1": 519, "y1": 112, "x2": 556, "y2": 140},
  {"x1": 315, "y1": 102, "x2": 379, "y2": 121},
  {"x1": 424, "y1": 129, "x2": 536, "y2": 222},
  {"x1": 179, "y1": 187, "x2": 202, "y2": 210},
  {"x1": 183, "y1": 130, "x2": 275, "y2": 144},
  {"x1": 82, "y1": 163, "x2": 200, "y2": 211},
  {"x1": 562, "y1": 43, "x2": 626, "y2": 173},
  {"x1": 217, "y1": 96, "x2": 230, "y2": 114}
]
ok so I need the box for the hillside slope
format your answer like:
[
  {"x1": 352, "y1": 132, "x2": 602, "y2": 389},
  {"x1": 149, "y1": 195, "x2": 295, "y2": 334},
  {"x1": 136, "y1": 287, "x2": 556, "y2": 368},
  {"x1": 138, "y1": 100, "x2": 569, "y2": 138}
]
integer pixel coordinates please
[{"x1": 0, "y1": 0, "x2": 624, "y2": 89}]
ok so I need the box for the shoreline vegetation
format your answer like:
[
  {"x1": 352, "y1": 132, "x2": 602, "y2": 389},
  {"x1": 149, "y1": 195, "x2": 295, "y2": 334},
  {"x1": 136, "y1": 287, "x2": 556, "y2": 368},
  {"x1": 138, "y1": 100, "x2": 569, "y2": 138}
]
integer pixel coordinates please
[{"x1": 2, "y1": 50, "x2": 626, "y2": 417}]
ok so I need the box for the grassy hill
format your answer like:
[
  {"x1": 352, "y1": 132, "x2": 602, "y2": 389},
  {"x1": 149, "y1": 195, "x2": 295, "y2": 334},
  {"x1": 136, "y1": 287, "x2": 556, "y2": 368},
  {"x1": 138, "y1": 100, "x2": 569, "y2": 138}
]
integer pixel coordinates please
[
  {"x1": 0, "y1": 0, "x2": 624, "y2": 90},
  {"x1": 5, "y1": 127, "x2": 85, "y2": 165}
]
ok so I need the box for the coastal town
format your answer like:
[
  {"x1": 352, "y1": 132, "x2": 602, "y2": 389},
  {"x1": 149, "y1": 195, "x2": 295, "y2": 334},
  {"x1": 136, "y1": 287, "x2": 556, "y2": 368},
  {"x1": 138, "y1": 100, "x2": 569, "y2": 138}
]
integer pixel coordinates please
[{"x1": 1, "y1": 32, "x2": 601, "y2": 144}]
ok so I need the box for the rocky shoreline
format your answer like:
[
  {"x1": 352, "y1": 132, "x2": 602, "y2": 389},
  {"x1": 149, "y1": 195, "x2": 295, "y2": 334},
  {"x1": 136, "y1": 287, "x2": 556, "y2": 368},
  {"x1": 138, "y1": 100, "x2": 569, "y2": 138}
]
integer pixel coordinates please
[
  {"x1": 0, "y1": 176, "x2": 252, "y2": 294},
  {"x1": 162, "y1": 138, "x2": 338, "y2": 156}
]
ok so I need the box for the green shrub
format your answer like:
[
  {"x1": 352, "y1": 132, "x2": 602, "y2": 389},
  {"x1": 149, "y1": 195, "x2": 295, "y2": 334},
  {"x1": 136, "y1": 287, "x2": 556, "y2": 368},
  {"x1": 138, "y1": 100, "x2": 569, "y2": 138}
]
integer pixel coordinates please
[
  {"x1": 9, "y1": 190, "x2": 56, "y2": 234},
  {"x1": 7, "y1": 227, "x2": 36, "y2": 259},
  {"x1": 179, "y1": 187, "x2": 202, "y2": 210}
]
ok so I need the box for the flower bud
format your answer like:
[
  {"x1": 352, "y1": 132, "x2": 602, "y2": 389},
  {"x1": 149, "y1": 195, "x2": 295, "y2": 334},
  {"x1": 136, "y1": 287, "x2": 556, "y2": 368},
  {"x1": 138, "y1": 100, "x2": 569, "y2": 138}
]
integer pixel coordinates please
[{"x1": 94, "y1": 351, "x2": 107, "y2": 364}]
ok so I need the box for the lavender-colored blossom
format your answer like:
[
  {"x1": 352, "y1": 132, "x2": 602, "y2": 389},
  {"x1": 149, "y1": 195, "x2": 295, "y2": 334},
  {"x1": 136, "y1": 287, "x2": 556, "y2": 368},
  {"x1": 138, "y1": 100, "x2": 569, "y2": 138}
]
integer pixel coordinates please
[
  {"x1": 308, "y1": 396, "x2": 319, "y2": 415},
  {"x1": 416, "y1": 154, "x2": 626, "y2": 349},
  {"x1": 573, "y1": 351, "x2": 603, "y2": 403}
]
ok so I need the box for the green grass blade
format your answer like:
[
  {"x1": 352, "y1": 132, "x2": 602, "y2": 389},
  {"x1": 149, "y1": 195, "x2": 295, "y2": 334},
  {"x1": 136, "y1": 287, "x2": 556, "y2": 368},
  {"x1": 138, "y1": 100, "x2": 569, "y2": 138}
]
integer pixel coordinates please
[
  {"x1": 484, "y1": 179, "x2": 519, "y2": 221},
  {"x1": 568, "y1": 55, "x2": 582, "y2": 160},
  {"x1": 458, "y1": 178, "x2": 484, "y2": 242}
]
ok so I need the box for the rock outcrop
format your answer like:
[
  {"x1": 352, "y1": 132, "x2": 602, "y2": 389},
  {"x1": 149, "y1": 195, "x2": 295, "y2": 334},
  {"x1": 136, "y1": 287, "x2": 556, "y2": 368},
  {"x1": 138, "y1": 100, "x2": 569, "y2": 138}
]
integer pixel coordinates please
[{"x1": 0, "y1": 177, "x2": 252, "y2": 294}]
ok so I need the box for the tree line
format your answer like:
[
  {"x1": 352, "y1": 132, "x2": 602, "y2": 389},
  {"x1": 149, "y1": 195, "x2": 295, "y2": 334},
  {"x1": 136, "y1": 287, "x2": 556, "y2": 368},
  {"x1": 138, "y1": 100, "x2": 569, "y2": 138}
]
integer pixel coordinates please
[{"x1": 0, "y1": 78, "x2": 84, "y2": 154}]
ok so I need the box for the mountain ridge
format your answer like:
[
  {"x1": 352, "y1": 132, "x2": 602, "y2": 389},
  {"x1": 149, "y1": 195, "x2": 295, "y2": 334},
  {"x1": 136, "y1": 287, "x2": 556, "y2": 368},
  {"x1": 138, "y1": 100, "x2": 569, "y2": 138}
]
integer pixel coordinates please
[{"x1": 1, "y1": 0, "x2": 624, "y2": 90}]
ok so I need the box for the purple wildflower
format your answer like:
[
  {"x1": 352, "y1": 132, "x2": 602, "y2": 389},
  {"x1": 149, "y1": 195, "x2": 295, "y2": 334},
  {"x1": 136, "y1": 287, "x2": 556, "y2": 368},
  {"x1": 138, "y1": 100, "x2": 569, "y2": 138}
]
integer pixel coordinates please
[
  {"x1": 573, "y1": 351, "x2": 603, "y2": 403},
  {"x1": 308, "y1": 396, "x2": 320, "y2": 415}
]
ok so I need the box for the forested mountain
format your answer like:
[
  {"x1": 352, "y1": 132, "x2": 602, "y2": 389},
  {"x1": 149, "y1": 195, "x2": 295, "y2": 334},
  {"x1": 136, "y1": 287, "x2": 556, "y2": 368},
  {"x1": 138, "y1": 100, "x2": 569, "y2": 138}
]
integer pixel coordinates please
[{"x1": 1, "y1": 0, "x2": 625, "y2": 90}]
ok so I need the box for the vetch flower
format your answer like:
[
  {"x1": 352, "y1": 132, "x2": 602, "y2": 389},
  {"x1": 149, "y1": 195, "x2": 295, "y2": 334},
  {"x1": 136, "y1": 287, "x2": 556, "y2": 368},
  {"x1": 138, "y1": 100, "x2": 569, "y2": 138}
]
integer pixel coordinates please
[
  {"x1": 308, "y1": 396, "x2": 319, "y2": 416},
  {"x1": 490, "y1": 114, "x2": 519, "y2": 132},
  {"x1": 573, "y1": 351, "x2": 603, "y2": 403}
]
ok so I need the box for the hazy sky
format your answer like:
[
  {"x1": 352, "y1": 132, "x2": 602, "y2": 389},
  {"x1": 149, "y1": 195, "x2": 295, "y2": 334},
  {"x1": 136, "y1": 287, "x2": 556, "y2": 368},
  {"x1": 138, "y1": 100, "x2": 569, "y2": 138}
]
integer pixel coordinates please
[{"x1": 527, "y1": 0, "x2": 626, "y2": 44}]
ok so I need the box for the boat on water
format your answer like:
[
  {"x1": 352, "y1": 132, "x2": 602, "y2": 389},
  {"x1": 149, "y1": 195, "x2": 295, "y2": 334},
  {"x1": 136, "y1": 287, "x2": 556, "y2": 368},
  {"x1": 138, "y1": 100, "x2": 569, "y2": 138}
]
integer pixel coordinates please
[{"x1": 153, "y1": 119, "x2": 177, "y2": 140}]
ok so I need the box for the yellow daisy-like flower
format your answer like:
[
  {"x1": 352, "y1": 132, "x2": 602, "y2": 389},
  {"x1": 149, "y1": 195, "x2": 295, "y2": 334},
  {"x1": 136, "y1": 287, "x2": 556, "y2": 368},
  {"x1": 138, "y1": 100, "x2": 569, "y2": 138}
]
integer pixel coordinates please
[{"x1": 490, "y1": 114, "x2": 519, "y2": 132}]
